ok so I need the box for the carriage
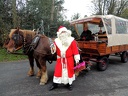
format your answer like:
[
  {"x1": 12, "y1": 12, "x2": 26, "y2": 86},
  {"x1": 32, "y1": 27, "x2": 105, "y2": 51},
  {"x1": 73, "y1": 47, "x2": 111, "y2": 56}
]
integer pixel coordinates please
[
  {"x1": 4, "y1": 15, "x2": 128, "y2": 85},
  {"x1": 70, "y1": 15, "x2": 128, "y2": 71}
]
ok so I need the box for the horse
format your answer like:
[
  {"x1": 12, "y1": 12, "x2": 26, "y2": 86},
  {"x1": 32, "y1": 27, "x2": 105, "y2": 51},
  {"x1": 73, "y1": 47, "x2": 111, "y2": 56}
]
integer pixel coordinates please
[{"x1": 3, "y1": 28, "x2": 57, "y2": 85}]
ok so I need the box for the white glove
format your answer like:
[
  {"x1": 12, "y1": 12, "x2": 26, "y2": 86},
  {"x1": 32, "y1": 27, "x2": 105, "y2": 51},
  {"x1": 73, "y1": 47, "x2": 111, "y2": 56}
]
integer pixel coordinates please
[{"x1": 75, "y1": 60, "x2": 79, "y2": 65}]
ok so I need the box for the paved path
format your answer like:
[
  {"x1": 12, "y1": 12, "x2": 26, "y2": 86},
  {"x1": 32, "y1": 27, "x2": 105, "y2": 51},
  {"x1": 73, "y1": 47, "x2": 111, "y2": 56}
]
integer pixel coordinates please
[{"x1": 0, "y1": 56, "x2": 128, "y2": 96}]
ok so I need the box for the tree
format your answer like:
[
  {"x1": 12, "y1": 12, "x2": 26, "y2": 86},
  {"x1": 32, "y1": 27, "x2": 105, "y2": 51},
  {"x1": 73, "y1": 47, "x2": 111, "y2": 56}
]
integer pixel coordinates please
[
  {"x1": 51, "y1": 0, "x2": 55, "y2": 22},
  {"x1": 71, "y1": 13, "x2": 81, "y2": 20},
  {"x1": 0, "y1": 0, "x2": 71, "y2": 46},
  {"x1": 0, "y1": 0, "x2": 13, "y2": 46},
  {"x1": 12, "y1": 0, "x2": 18, "y2": 28},
  {"x1": 91, "y1": 0, "x2": 128, "y2": 16},
  {"x1": 120, "y1": 8, "x2": 128, "y2": 19}
]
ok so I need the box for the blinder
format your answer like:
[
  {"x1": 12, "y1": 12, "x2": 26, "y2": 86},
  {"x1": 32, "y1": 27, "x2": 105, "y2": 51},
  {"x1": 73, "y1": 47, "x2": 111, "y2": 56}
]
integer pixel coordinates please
[{"x1": 12, "y1": 33, "x2": 23, "y2": 47}]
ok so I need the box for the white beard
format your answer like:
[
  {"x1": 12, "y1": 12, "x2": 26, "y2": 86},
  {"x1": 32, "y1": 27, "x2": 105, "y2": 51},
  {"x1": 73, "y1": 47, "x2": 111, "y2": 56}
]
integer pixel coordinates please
[{"x1": 58, "y1": 32, "x2": 69, "y2": 46}]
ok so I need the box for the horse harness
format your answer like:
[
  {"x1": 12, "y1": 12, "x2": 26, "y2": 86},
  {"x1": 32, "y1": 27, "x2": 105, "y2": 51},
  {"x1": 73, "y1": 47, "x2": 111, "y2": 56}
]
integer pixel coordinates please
[
  {"x1": 12, "y1": 33, "x2": 56, "y2": 63},
  {"x1": 12, "y1": 32, "x2": 37, "y2": 55},
  {"x1": 12, "y1": 32, "x2": 24, "y2": 48}
]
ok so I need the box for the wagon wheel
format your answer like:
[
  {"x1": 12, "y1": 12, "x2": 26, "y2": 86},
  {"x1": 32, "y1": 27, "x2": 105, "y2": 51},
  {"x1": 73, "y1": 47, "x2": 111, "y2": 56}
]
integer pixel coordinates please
[
  {"x1": 97, "y1": 56, "x2": 109, "y2": 71},
  {"x1": 106, "y1": 55, "x2": 110, "y2": 58},
  {"x1": 121, "y1": 51, "x2": 128, "y2": 63}
]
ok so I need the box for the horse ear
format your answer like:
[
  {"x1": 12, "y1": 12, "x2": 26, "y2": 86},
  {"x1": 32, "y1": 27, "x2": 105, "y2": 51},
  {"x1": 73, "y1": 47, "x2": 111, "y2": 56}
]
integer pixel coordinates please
[
  {"x1": 14, "y1": 27, "x2": 18, "y2": 29},
  {"x1": 17, "y1": 27, "x2": 20, "y2": 30},
  {"x1": 14, "y1": 27, "x2": 20, "y2": 34},
  {"x1": 17, "y1": 27, "x2": 19, "y2": 31}
]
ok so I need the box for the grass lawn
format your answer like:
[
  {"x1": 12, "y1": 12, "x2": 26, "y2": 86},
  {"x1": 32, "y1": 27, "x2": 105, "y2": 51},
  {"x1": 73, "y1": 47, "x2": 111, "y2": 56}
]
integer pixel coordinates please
[{"x1": 0, "y1": 47, "x2": 27, "y2": 62}]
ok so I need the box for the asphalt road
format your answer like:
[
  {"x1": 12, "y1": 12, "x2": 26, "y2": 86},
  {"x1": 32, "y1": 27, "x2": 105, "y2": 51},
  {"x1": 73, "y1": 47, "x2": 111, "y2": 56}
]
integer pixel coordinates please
[{"x1": 0, "y1": 55, "x2": 128, "y2": 96}]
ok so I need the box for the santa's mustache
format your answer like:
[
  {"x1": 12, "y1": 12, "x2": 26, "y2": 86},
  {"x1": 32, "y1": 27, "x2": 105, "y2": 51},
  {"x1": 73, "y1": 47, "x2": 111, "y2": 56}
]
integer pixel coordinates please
[{"x1": 59, "y1": 33, "x2": 69, "y2": 45}]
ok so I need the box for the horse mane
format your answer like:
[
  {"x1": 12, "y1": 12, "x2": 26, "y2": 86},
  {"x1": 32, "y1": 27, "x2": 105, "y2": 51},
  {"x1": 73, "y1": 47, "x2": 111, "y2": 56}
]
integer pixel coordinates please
[
  {"x1": 9, "y1": 29, "x2": 36, "y2": 38},
  {"x1": 9, "y1": 29, "x2": 17, "y2": 38},
  {"x1": 21, "y1": 29, "x2": 36, "y2": 38}
]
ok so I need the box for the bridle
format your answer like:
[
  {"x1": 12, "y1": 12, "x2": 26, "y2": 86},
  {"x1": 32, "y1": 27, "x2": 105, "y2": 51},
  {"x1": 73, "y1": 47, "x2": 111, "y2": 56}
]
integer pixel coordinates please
[
  {"x1": 11, "y1": 33, "x2": 23, "y2": 50},
  {"x1": 11, "y1": 32, "x2": 31, "y2": 55},
  {"x1": 10, "y1": 32, "x2": 56, "y2": 63}
]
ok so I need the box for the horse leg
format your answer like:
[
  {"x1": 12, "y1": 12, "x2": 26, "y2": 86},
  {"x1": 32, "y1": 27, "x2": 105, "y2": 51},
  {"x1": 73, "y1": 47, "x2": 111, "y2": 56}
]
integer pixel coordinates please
[
  {"x1": 27, "y1": 54, "x2": 35, "y2": 76},
  {"x1": 35, "y1": 59, "x2": 42, "y2": 78},
  {"x1": 39, "y1": 59, "x2": 48, "y2": 85}
]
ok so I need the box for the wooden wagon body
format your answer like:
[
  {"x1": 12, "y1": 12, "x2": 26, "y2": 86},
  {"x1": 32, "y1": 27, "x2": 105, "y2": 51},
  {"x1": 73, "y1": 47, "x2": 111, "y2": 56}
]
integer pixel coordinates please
[{"x1": 70, "y1": 15, "x2": 128, "y2": 71}]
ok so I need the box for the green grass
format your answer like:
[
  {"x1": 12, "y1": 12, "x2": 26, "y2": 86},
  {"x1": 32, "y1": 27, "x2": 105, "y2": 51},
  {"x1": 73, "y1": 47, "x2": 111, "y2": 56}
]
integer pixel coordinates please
[{"x1": 0, "y1": 48, "x2": 27, "y2": 62}]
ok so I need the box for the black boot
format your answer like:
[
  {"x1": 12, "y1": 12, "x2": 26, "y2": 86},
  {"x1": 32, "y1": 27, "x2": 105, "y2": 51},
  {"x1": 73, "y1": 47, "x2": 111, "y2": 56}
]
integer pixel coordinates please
[
  {"x1": 66, "y1": 83, "x2": 73, "y2": 91},
  {"x1": 49, "y1": 83, "x2": 58, "y2": 91}
]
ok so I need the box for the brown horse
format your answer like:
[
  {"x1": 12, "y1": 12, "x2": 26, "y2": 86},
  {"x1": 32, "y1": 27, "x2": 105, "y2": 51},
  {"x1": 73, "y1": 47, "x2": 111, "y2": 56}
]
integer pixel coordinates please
[{"x1": 4, "y1": 28, "x2": 57, "y2": 85}]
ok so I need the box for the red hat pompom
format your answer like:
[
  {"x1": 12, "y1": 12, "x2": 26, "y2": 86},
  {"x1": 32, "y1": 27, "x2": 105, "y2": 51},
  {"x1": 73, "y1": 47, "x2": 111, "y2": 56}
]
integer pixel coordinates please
[{"x1": 57, "y1": 26, "x2": 64, "y2": 32}]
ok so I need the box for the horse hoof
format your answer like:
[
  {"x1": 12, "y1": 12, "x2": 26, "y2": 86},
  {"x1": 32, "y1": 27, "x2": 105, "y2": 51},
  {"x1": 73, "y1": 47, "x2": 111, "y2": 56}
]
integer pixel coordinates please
[
  {"x1": 40, "y1": 82, "x2": 46, "y2": 85},
  {"x1": 28, "y1": 74, "x2": 34, "y2": 77},
  {"x1": 36, "y1": 76, "x2": 41, "y2": 78},
  {"x1": 36, "y1": 73, "x2": 42, "y2": 78},
  {"x1": 28, "y1": 72, "x2": 34, "y2": 76}
]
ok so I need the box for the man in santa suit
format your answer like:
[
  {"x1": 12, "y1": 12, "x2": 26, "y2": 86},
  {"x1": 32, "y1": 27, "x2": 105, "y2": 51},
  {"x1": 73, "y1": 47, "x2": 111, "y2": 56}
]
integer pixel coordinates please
[{"x1": 49, "y1": 26, "x2": 80, "y2": 91}]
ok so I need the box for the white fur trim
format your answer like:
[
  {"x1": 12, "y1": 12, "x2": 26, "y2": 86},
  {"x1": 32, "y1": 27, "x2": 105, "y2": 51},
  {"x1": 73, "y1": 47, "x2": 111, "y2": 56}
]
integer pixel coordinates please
[
  {"x1": 67, "y1": 30, "x2": 72, "y2": 36},
  {"x1": 55, "y1": 37, "x2": 74, "y2": 53},
  {"x1": 74, "y1": 54, "x2": 80, "y2": 61},
  {"x1": 62, "y1": 68, "x2": 68, "y2": 84},
  {"x1": 57, "y1": 27, "x2": 72, "y2": 36},
  {"x1": 53, "y1": 74, "x2": 75, "y2": 85}
]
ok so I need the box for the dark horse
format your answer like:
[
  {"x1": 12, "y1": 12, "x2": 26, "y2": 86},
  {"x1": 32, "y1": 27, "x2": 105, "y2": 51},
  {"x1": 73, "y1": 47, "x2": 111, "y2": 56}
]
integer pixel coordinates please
[{"x1": 4, "y1": 28, "x2": 57, "y2": 85}]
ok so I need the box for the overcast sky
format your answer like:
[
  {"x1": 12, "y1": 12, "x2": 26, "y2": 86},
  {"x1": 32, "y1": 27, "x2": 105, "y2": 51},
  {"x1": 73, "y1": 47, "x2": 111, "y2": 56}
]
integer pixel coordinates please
[{"x1": 63, "y1": 0, "x2": 93, "y2": 20}]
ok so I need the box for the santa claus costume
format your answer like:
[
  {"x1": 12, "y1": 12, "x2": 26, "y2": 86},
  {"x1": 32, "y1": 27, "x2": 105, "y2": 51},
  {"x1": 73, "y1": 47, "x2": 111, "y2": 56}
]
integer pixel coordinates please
[{"x1": 49, "y1": 26, "x2": 80, "y2": 91}]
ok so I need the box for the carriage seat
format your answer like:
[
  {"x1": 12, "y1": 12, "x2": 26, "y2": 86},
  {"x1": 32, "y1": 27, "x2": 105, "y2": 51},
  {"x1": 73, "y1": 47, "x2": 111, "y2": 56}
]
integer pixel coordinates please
[{"x1": 98, "y1": 31, "x2": 108, "y2": 42}]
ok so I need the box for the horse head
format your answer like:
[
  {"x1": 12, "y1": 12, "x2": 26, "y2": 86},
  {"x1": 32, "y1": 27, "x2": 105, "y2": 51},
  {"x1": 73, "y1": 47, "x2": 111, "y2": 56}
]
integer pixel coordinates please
[
  {"x1": 4, "y1": 28, "x2": 36, "y2": 53},
  {"x1": 4, "y1": 28, "x2": 24, "y2": 53}
]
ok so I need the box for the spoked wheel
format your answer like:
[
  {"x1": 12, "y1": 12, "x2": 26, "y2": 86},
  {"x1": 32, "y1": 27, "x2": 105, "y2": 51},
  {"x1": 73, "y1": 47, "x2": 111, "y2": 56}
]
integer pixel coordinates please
[
  {"x1": 97, "y1": 56, "x2": 109, "y2": 71},
  {"x1": 121, "y1": 51, "x2": 128, "y2": 63}
]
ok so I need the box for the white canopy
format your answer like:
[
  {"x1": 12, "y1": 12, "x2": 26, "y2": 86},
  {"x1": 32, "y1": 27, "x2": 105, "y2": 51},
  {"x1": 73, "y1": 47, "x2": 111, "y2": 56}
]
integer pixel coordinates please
[{"x1": 70, "y1": 15, "x2": 128, "y2": 47}]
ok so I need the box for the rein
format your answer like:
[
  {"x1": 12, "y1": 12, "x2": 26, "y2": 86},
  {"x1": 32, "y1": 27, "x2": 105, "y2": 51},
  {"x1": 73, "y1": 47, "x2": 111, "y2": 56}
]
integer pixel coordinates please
[
  {"x1": 15, "y1": 46, "x2": 23, "y2": 51},
  {"x1": 11, "y1": 31, "x2": 36, "y2": 55},
  {"x1": 10, "y1": 46, "x2": 25, "y2": 55},
  {"x1": 10, "y1": 31, "x2": 56, "y2": 63}
]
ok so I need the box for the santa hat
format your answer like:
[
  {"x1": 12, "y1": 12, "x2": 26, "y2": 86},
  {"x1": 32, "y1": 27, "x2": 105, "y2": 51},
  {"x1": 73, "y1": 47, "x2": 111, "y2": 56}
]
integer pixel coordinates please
[{"x1": 57, "y1": 26, "x2": 72, "y2": 36}]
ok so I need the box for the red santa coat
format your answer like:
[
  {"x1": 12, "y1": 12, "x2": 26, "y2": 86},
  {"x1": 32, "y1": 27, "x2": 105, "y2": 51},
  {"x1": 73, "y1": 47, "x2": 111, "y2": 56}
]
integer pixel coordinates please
[{"x1": 53, "y1": 37, "x2": 80, "y2": 85}]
